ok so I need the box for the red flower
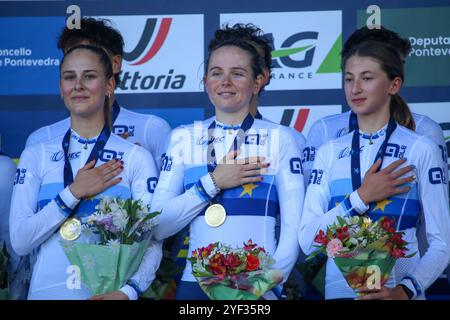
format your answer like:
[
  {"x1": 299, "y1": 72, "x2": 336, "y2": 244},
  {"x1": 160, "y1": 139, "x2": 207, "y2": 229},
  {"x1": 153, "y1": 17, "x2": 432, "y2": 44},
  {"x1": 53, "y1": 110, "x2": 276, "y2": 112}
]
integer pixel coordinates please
[
  {"x1": 314, "y1": 229, "x2": 329, "y2": 245},
  {"x1": 224, "y1": 253, "x2": 242, "y2": 272},
  {"x1": 245, "y1": 254, "x2": 260, "y2": 271},
  {"x1": 390, "y1": 233, "x2": 406, "y2": 246},
  {"x1": 391, "y1": 247, "x2": 406, "y2": 258},
  {"x1": 336, "y1": 226, "x2": 349, "y2": 241},
  {"x1": 209, "y1": 253, "x2": 226, "y2": 275},
  {"x1": 381, "y1": 217, "x2": 394, "y2": 232},
  {"x1": 243, "y1": 239, "x2": 257, "y2": 251}
]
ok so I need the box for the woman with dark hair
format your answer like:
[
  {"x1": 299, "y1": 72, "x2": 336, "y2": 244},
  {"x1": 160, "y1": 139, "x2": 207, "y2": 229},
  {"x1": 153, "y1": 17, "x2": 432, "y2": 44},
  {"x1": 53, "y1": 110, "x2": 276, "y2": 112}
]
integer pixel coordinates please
[
  {"x1": 299, "y1": 27, "x2": 450, "y2": 299},
  {"x1": 302, "y1": 27, "x2": 446, "y2": 189},
  {"x1": 151, "y1": 26, "x2": 304, "y2": 299},
  {"x1": 9, "y1": 45, "x2": 162, "y2": 300}
]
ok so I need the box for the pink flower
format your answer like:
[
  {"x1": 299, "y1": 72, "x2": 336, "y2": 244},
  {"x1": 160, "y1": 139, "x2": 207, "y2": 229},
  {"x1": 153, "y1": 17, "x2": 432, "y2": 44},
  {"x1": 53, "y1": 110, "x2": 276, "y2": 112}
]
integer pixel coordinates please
[{"x1": 326, "y1": 238, "x2": 343, "y2": 258}]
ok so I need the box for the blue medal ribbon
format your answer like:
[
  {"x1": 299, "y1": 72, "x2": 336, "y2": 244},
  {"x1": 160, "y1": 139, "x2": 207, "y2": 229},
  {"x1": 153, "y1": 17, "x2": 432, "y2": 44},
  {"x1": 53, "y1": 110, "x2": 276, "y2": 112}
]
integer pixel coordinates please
[
  {"x1": 350, "y1": 117, "x2": 397, "y2": 191},
  {"x1": 206, "y1": 113, "x2": 254, "y2": 204},
  {"x1": 59, "y1": 125, "x2": 111, "y2": 219},
  {"x1": 349, "y1": 111, "x2": 358, "y2": 133},
  {"x1": 111, "y1": 100, "x2": 121, "y2": 124}
]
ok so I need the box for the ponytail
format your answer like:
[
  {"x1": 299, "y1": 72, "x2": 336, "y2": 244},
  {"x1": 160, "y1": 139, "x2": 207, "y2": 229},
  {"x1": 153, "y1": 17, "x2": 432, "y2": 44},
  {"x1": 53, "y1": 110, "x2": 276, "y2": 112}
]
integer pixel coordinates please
[
  {"x1": 390, "y1": 94, "x2": 415, "y2": 131},
  {"x1": 103, "y1": 95, "x2": 112, "y2": 130}
]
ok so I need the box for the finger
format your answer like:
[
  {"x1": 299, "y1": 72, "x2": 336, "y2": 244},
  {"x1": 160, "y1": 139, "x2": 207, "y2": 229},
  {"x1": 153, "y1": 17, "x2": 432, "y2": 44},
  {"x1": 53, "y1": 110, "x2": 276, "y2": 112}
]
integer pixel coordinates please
[
  {"x1": 392, "y1": 186, "x2": 411, "y2": 195},
  {"x1": 237, "y1": 156, "x2": 266, "y2": 165},
  {"x1": 242, "y1": 162, "x2": 269, "y2": 171},
  {"x1": 392, "y1": 175, "x2": 415, "y2": 187},
  {"x1": 225, "y1": 149, "x2": 241, "y2": 161},
  {"x1": 382, "y1": 158, "x2": 406, "y2": 173},
  {"x1": 241, "y1": 176, "x2": 263, "y2": 184},
  {"x1": 83, "y1": 159, "x2": 97, "y2": 170},
  {"x1": 391, "y1": 165, "x2": 414, "y2": 179},
  {"x1": 101, "y1": 160, "x2": 123, "y2": 176},
  {"x1": 367, "y1": 159, "x2": 382, "y2": 174},
  {"x1": 103, "y1": 167, "x2": 124, "y2": 182},
  {"x1": 119, "y1": 132, "x2": 130, "y2": 139},
  {"x1": 96, "y1": 158, "x2": 119, "y2": 171},
  {"x1": 242, "y1": 169, "x2": 267, "y2": 177},
  {"x1": 103, "y1": 177, "x2": 122, "y2": 189}
]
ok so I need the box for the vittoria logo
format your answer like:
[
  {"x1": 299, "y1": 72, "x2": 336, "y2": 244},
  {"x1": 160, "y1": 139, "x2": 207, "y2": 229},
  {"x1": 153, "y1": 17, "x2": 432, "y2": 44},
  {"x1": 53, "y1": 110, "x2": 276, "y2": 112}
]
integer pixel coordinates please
[
  {"x1": 98, "y1": 15, "x2": 204, "y2": 93},
  {"x1": 123, "y1": 18, "x2": 172, "y2": 66}
]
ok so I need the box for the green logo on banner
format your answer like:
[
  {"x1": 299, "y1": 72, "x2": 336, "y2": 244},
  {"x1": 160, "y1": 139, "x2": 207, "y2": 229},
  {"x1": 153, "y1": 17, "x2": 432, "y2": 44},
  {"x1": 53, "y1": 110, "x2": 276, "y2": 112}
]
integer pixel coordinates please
[{"x1": 357, "y1": 6, "x2": 450, "y2": 86}]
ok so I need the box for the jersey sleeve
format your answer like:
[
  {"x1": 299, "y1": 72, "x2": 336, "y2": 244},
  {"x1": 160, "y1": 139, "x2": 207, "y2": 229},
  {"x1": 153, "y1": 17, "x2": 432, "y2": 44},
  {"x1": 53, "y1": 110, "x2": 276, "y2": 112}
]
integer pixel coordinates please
[
  {"x1": 298, "y1": 142, "x2": 361, "y2": 255},
  {"x1": 302, "y1": 119, "x2": 327, "y2": 189},
  {"x1": 145, "y1": 116, "x2": 172, "y2": 174},
  {"x1": 9, "y1": 146, "x2": 71, "y2": 256},
  {"x1": 120, "y1": 145, "x2": 163, "y2": 297},
  {"x1": 0, "y1": 155, "x2": 17, "y2": 257},
  {"x1": 272, "y1": 128, "x2": 304, "y2": 282},
  {"x1": 417, "y1": 116, "x2": 448, "y2": 193},
  {"x1": 25, "y1": 127, "x2": 49, "y2": 148},
  {"x1": 400, "y1": 136, "x2": 450, "y2": 297},
  {"x1": 151, "y1": 127, "x2": 213, "y2": 241}
]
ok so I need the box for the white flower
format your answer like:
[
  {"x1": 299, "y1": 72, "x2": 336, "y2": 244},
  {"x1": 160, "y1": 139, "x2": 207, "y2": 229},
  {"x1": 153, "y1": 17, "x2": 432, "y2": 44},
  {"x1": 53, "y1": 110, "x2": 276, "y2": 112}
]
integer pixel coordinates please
[
  {"x1": 81, "y1": 224, "x2": 94, "y2": 238},
  {"x1": 112, "y1": 208, "x2": 129, "y2": 231},
  {"x1": 82, "y1": 254, "x2": 96, "y2": 270},
  {"x1": 142, "y1": 218, "x2": 157, "y2": 232},
  {"x1": 106, "y1": 239, "x2": 121, "y2": 253}
]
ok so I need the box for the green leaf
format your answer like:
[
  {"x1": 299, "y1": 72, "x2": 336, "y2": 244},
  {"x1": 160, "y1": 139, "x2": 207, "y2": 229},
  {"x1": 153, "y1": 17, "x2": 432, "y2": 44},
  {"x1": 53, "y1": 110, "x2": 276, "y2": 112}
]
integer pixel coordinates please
[{"x1": 336, "y1": 216, "x2": 347, "y2": 226}]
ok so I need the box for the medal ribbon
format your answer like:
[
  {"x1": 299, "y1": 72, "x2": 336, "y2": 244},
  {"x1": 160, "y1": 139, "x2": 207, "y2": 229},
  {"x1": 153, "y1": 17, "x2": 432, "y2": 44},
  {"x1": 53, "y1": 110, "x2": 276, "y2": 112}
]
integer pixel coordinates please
[
  {"x1": 350, "y1": 117, "x2": 397, "y2": 191},
  {"x1": 111, "y1": 100, "x2": 121, "y2": 124},
  {"x1": 348, "y1": 111, "x2": 358, "y2": 133},
  {"x1": 61, "y1": 125, "x2": 111, "y2": 219},
  {"x1": 206, "y1": 113, "x2": 254, "y2": 204}
]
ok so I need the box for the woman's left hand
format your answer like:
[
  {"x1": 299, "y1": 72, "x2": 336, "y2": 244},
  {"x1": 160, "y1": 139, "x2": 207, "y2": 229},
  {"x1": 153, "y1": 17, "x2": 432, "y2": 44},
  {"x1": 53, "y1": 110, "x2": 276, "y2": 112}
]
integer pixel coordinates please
[
  {"x1": 357, "y1": 285, "x2": 409, "y2": 300},
  {"x1": 88, "y1": 290, "x2": 129, "y2": 300}
]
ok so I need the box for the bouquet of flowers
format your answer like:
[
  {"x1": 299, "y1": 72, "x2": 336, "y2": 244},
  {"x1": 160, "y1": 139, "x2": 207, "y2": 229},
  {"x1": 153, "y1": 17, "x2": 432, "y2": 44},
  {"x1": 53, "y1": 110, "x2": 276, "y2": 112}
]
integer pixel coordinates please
[
  {"x1": 188, "y1": 240, "x2": 283, "y2": 300},
  {"x1": 60, "y1": 197, "x2": 160, "y2": 296},
  {"x1": 307, "y1": 215, "x2": 415, "y2": 294}
]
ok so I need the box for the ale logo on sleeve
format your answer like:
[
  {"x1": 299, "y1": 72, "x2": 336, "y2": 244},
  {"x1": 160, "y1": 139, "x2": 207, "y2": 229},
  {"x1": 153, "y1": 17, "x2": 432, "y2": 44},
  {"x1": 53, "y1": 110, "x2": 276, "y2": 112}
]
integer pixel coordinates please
[{"x1": 221, "y1": 11, "x2": 342, "y2": 90}]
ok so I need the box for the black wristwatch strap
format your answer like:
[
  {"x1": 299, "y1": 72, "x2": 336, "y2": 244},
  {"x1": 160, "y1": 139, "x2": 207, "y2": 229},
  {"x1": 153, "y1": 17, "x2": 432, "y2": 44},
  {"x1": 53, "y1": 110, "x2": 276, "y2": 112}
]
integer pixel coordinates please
[{"x1": 399, "y1": 284, "x2": 414, "y2": 300}]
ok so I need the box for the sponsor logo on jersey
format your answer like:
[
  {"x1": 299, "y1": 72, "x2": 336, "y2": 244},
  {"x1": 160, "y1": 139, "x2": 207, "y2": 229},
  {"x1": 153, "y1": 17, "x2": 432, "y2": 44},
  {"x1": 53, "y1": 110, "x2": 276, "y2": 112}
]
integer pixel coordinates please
[
  {"x1": 113, "y1": 125, "x2": 135, "y2": 137},
  {"x1": 161, "y1": 153, "x2": 173, "y2": 172},
  {"x1": 196, "y1": 135, "x2": 225, "y2": 145},
  {"x1": 245, "y1": 134, "x2": 268, "y2": 146},
  {"x1": 99, "y1": 149, "x2": 124, "y2": 162},
  {"x1": 309, "y1": 168, "x2": 324, "y2": 185},
  {"x1": 147, "y1": 177, "x2": 158, "y2": 193},
  {"x1": 14, "y1": 168, "x2": 26, "y2": 185},
  {"x1": 429, "y1": 167, "x2": 447, "y2": 184},
  {"x1": 385, "y1": 143, "x2": 407, "y2": 159},
  {"x1": 51, "y1": 150, "x2": 64, "y2": 162},
  {"x1": 290, "y1": 157, "x2": 303, "y2": 174}
]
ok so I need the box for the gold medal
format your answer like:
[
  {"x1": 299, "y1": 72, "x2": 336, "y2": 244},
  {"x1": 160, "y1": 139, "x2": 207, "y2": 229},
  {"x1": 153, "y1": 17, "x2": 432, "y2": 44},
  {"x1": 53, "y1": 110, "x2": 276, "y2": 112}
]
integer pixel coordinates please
[
  {"x1": 60, "y1": 217, "x2": 82, "y2": 241},
  {"x1": 205, "y1": 204, "x2": 226, "y2": 227}
]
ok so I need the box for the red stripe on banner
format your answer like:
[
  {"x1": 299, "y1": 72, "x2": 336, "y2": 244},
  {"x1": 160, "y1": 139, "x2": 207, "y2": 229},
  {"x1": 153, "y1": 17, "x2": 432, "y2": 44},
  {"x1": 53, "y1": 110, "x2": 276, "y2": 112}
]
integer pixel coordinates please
[
  {"x1": 131, "y1": 18, "x2": 172, "y2": 66},
  {"x1": 293, "y1": 108, "x2": 310, "y2": 132}
]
